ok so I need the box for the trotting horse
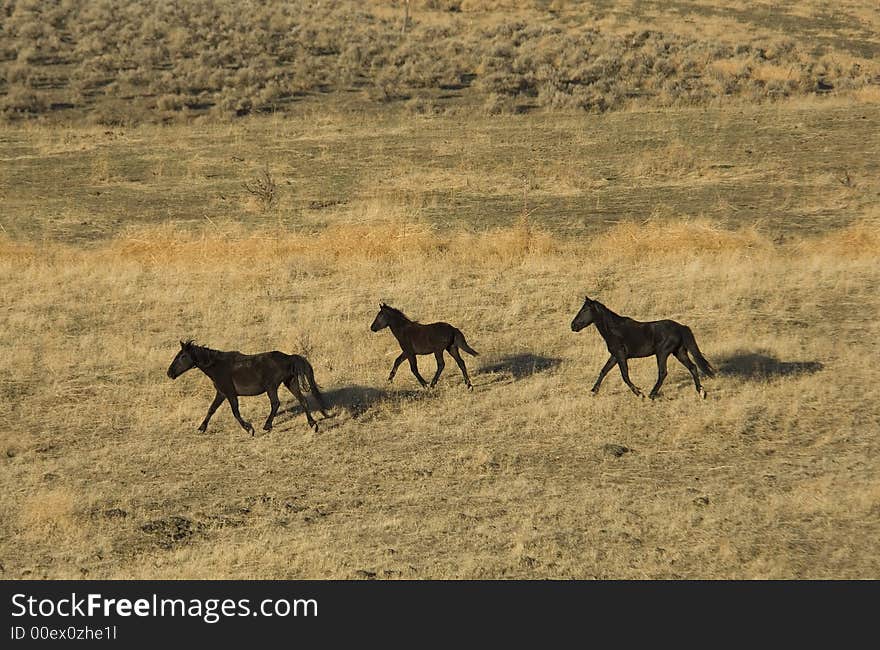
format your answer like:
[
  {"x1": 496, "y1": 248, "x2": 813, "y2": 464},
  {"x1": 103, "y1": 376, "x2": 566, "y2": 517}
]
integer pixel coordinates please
[
  {"x1": 570, "y1": 297, "x2": 715, "y2": 399},
  {"x1": 166, "y1": 340, "x2": 329, "y2": 433},
  {"x1": 369, "y1": 303, "x2": 478, "y2": 389}
]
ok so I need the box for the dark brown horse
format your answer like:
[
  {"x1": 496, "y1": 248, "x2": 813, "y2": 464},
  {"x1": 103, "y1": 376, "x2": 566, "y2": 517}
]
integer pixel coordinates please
[
  {"x1": 571, "y1": 297, "x2": 715, "y2": 399},
  {"x1": 370, "y1": 303, "x2": 478, "y2": 389},
  {"x1": 166, "y1": 340, "x2": 329, "y2": 433}
]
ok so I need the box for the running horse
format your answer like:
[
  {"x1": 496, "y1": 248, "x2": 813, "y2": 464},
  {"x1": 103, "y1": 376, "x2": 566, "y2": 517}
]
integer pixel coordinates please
[
  {"x1": 167, "y1": 340, "x2": 329, "y2": 433},
  {"x1": 369, "y1": 303, "x2": 478, "y2": 390},
  {"x1": 571, "y1": 297, "x2": 715, "y2": 399}
]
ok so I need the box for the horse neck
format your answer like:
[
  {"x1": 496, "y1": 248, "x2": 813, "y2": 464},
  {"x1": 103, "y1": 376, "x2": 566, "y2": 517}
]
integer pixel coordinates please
[
  {"x1": 191, "y1": 345, "x2": 219, "y2": 369},
  {"x1": 592, "y1": 302, "x2": 623, "y2": 338},
  {"x1": 385, "y1": 311, "x2": 412, "y2": 335}
]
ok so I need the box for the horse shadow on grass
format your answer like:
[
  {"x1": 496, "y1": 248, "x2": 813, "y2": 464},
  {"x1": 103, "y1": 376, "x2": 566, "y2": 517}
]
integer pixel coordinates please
[
  {"x1": 478, "y1": 353, "x2": 562, "y2": 380},
  {"x1": 279, "y1": 384, "x2": 426, "y2": 422},
  {"x1": 717, "y1": 351, "x2": 824, "y2": 380}
]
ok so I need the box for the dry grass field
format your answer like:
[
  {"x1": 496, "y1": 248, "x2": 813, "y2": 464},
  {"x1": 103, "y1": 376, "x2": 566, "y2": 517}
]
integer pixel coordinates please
[
  {"x1": 1, "y1": 1, "x2": 879, "y2": 579},
  {"x1": 2, "y1": 0, "x2": 880, "y2": 122}
]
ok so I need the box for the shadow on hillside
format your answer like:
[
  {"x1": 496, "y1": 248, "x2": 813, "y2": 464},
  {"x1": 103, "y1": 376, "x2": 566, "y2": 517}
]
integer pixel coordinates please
[
  {"x1": 281, "y1": 384, "x2": 426, "y2": 420},
  {"x1": 478, "y1": 354, "x2": 562, "y2": 379},
  {"x1": 717, "y1": 351, "x2": 824, "y2": 380}
]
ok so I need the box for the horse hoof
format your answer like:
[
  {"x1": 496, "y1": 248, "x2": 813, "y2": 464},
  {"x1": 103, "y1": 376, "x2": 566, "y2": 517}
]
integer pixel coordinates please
[{"x1": 699, "y1": 388, "x2": 707, "y2": 399}]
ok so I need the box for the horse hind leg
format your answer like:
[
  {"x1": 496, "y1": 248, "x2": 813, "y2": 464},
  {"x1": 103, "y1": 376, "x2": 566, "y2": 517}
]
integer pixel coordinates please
[
  {"x1": 430, "y1": 351, "x2": 445, "y2": 388},
  {"x1": 263, "y1": 386, "x2": 280, "y2": 431},
  {"x1": 448, "y1": 345, "x2": 472, "y2": 390},
  {"x1": 674, "y1": 347, "x2": 706, "y2": 399},
  {"x1": 649, "y1": 351, "x2": 671, "y2": 400},
  {"x1": 303, "y1": 362, "x2": 330, "y2": 417},
  {"x1": 286, "y1": 379, "x2": 318, "y2": 431}
]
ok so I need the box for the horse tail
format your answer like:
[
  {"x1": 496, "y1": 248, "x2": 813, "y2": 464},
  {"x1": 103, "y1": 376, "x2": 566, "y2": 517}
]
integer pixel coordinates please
[
  {"x1": 454, "y1": 329, "x2": 479, "y2": 356},
  {"x1": 682, "y1": 327, "x2": 715, "y2": 378},
  {"x1": 291, "y1": 355, "x2": 329, "y2": 411}
]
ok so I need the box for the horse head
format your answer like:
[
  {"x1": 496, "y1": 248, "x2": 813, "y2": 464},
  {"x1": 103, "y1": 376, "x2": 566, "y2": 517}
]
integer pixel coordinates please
[
  {"x1": 571, "y1": 296, "x2": 597, "y2": 332},
  {"x1": 370, "y1": 303, "x2": 393, "y2": 331}
]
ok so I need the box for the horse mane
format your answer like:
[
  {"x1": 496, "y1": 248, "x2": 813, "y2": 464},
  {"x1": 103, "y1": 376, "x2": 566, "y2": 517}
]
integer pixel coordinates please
[
  {"x1": 590, "y1": 300, "x2": 625, "y2": 337},
  {"x1": 382, "y1": 304, "x2": 418, "y2": 323},
  {"x1": 591, "y1": 299, "x2": 622, "y2": 320},
  {"x1": 184, "y1": 340, "x2": 219, "y2": 366}
]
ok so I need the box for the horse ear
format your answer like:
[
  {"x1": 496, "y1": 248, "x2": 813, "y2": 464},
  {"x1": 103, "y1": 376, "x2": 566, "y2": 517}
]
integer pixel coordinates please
[{"x1": 179, "y1": 340, "x2": 185, "y2": 348}]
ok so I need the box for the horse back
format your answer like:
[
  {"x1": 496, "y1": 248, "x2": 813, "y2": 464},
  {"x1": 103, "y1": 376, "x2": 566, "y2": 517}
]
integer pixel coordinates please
[
  {"x1": 402, "y1": 321, "x2": 457, "y2": 354},
  {"x1": 215, "y1": 350, "x2": 292, "y2": 395},
  {"x1": 643, "y1": 319, "x2": 690, "y2": 353},
  {"x1": 608, "y1": 318, "x2": 686, "y2": 358}
]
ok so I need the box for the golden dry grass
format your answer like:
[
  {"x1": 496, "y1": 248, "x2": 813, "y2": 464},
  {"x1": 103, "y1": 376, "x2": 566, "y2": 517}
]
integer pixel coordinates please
[
  {"x1": 2, "y1": 7, "x2": 879, "y2": 577},
  {"x1": 2, "y1": 217, "x2": 878, "y2": 579}
]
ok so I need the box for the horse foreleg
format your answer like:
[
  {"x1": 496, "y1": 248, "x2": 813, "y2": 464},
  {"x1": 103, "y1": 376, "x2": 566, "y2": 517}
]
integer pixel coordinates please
[
  {"x1": 198, "y1": 391, "x2": 226, "y2": 432},
  {"x1": 407, "y1": 354, "x2": 429, "y2": 388},
  {"x1": 226, "y1": 393, "x2": 255, "y2": 435},
  {"x1": 448, "y1": 346, "x2": 472, "y2": 390},
  {"x1": 387, "y1": 353, "x2": 406, "y2": 383},
  {"x1": 430, "y1": 351, "x2": 445, "y2": 387},
  {"x1": 674, "y1": 347, "x2": 706, "y2": 398},
  {"x1": 649, "y1": 351, "x2": 670, "y2": 400},
  {"x1": 616, "y1": 355, "x2": 644, "y2": 398},
  {"x1": 263, "y1": 386, "x2": 280, "y2": 431},
  {"x1": 591, "y1": 355, "x2": 617, "y2": 394}
]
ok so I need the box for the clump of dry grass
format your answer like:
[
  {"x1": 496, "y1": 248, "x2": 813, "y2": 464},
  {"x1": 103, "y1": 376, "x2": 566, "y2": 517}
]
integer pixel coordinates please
[
  {"x1": 243, "y1": 166, "x2": 279, "y2": 213},
  {"x1": 795, "y1": 218, "x2": 880, "y2": 257},
  {"x1": 588, "y1": 218, "x2": 769, "y2": 259},
  {"x1": 102, "y1": 219, "x2": 442, "y2": 266},
  {"x1": 68, "y1": 204, "x2": 562, "y2": 269},
  {"x1": 7, "y1": 216, "x2": 872, "y2": 271}
]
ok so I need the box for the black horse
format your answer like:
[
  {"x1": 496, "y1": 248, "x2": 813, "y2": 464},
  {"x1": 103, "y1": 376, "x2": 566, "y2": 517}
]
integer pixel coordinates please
[
  {"x1": 167, "y1": 340, "x2": 329, "y2": 433},
  {"x1": 370, "y1": 303, "x2": 478, "y2": 389},
  {"x1": 571, "y1": 297, "x2": 715, "y2": 399}
]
